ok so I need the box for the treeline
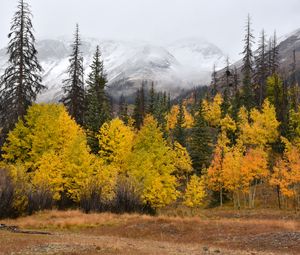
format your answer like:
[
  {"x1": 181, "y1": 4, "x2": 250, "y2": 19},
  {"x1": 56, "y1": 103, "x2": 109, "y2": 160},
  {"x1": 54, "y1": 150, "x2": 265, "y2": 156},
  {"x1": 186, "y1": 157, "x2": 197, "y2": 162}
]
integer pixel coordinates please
[{"x1": 0, "y1": 1, "x2": 300, "y2": 218}]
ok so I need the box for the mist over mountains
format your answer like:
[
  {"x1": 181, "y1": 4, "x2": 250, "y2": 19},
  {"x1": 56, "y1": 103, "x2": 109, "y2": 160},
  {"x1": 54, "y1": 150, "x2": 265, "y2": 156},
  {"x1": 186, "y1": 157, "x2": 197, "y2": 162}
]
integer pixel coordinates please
[{"x1": 0, "y1": 37, "x2": 226, "y2": 101}]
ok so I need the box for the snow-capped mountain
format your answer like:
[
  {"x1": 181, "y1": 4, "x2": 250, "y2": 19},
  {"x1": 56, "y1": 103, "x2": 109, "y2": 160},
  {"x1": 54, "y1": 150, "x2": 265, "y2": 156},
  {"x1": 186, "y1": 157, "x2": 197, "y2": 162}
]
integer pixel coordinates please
[{"x1": 0, "y1": 37, "x2": 226, "y2": 101}]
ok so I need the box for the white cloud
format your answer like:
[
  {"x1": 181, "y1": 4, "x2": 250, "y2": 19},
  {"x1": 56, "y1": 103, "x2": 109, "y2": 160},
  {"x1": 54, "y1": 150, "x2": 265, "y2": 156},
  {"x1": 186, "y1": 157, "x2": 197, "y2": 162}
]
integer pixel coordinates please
[{"x1": 1, "y1": 0, "x2": 300, "y2": 61}]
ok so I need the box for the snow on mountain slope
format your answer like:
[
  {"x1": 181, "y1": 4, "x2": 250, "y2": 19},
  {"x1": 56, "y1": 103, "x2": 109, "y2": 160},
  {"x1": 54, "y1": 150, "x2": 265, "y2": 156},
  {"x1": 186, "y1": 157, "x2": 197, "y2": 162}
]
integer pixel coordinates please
[{"x1": 0, "y1": 38, "x2": 226, "y2": 101}]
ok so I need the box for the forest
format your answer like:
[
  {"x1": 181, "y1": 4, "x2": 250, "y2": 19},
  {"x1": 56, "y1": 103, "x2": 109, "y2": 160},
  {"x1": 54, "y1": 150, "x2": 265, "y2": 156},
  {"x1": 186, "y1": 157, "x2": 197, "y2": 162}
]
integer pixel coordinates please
[{"x1": 0, "y1": 0, "x2": 299, "y2": 221}]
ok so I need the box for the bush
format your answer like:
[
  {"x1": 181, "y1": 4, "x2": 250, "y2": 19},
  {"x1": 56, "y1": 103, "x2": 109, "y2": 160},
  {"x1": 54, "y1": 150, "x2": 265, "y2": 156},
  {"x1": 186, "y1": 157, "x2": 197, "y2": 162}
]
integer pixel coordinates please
[
  {"x1": 0, "y1": 168, "x2": 15, "y2": 218},
  {"x1": 26, "y1": 187, "x2": 53, "y2": 215},
  {"x1": 80, "y1": 183, "x2": 108, "y2": 213},
  {"x1": 112, "y1": 177, "x2": 144, "y2": 214}
]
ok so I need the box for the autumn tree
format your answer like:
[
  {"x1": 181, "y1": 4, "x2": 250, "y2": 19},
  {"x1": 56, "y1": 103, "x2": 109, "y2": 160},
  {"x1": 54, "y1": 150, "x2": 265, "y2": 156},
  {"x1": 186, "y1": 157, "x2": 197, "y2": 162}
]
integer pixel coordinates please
[
  {"x1": 98, "y1": 118, "x2": 135, "y2": 168},
  {"x1": 2, "y1": 104, "x2": 96, "y2": 203},
  {"x1": 126, "y1": 115, "x2": 179, "y2": 210},
  {"x1": 270, "y1": 138, "x2": 300, "y2": 209},
  {"x1": 202, "y1": 93, "x2": 223, "y2": 127},
  {"x1": 184, "y1": 175, "x2": 206, "y2": 210}
]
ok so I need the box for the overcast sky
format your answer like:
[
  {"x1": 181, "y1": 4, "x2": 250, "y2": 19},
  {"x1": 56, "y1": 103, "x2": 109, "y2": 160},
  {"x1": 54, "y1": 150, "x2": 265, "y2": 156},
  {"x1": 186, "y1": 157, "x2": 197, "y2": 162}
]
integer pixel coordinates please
[{"x1": 1, "y1": 0, "x2": 300, "y2": 61}]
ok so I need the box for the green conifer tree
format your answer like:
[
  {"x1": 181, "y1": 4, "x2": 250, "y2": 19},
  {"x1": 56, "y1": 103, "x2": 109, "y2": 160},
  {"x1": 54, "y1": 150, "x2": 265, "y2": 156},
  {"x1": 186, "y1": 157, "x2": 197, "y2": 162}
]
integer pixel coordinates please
[
  {"x1": 189, "y1": 103, "x2": 213, "y2": 174},
  {"x1": 84, "y1": 45, "x2": 111, "y2": 152}
]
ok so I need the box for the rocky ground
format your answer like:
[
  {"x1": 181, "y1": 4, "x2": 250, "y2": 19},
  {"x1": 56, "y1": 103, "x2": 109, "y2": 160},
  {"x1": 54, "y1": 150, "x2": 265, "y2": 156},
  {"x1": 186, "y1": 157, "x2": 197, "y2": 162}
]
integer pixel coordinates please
[{"x1": 0, "y1": 209, "x2": 299, "y2": 255}]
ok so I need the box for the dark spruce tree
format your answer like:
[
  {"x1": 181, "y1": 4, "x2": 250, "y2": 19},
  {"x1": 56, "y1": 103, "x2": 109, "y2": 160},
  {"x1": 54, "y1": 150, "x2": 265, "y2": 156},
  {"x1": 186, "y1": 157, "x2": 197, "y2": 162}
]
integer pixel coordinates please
[
  {"x1": 133, "y1": 87, "x2": 145, "y2": 129},
  {"x1": 173, "y1": 101, "x2": 186, "y2": 146},
  {"x1": 241, "y1": 14, "x2": 255, "y2": 110},
  {"x1": 231, "y1": 67, "x2": 241, "y2": 121},
  {"x1": 153, "y1": 91, "x2": 168, "y2": 130},
  {"x1": 189, "y1": 103, "x2": 213, "y2": 175},
  {"x1": 147, "y1": 82, "x2": 155, "y2": 115},
  {"x1": 254, "y1": 30, "x2": 268, "y2": 108},
  {"x1": 0, "y1": 0, "x2": 44, "y2": 145},
  {"x1": 60, "y1": 24, "x2": 85, "y2": 126},
  {"x1": 84, "y1": 45, "x2": 111, "y2": 153},
  {"x1": 118, "y1": 94, "x2": 129, "y2": 124}
]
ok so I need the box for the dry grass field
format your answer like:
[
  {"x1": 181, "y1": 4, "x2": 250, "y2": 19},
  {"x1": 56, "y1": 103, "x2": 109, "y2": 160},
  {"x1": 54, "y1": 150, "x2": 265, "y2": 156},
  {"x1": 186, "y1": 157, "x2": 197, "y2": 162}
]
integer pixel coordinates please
[{"x1": 0, "y1": 209, "x2": 299, "y2": 255}]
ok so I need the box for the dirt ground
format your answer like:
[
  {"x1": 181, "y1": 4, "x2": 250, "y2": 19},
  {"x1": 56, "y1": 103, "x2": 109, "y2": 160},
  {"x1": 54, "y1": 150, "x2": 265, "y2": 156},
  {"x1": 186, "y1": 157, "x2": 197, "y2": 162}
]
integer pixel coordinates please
[{"x1": 0, "y1": 209, "x2": 299, "y2": 255}]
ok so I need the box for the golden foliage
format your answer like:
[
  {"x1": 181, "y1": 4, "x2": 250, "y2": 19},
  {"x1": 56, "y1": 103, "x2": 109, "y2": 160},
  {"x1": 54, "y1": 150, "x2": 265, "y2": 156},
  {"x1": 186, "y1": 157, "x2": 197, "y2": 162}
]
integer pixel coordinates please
[
  {"x1": 183, "y1": 175, "x2": 206, "y2": 208},
  {"x1": 202, "y1": 93, "x2": 223, "y2": 127},
  {"x1": 166, "y1": 105, "x2": 194, "y2": 130}
]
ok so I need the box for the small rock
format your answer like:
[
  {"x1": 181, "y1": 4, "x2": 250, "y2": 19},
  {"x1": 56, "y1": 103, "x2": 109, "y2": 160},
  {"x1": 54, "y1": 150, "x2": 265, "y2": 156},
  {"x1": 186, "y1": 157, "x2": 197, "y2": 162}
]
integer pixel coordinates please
[
  {"x1": 203, "y1": 246, "x2": 209, "y2": 252},
  {"x1": 214, "y1": 249, "x2": 221, "y2": 253}
]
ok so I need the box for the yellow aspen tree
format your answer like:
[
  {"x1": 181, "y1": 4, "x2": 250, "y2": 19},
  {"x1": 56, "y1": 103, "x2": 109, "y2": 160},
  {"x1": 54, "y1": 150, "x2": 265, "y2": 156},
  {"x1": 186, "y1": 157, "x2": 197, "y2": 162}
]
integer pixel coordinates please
[
  {"x1": 172, "y1": 141, "x2": 193, "y2": 182},
  {"x1": 239, "y1": 99, "x2": 279, "y2": 148},
  {"x1": 202, "y1": 93, "x2": 223, "y2": 127},
  {"x1": 206, "y1": 130, "x2": 231, "y2": 207},
  {"x1": 270, "y1": 138, "x2": 300, "y2": 208},
  {"x1": 183, "y1": 175, "x2": 206, "y2": 209},
  {"x1": 2, "y1": 104, "x2": 95, "y2": 202},
  {"x1": 98, "y1": 118, "x2": 135, "y2": 168},
  {"x1": 126, "y1": 115, "x2": 179, "y2": 209}
]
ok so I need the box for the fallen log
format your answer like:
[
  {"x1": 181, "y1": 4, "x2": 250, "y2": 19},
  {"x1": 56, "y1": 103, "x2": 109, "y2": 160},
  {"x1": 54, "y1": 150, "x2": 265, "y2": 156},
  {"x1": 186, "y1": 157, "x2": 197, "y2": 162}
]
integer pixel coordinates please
[{"x1": 0, "y1": 223, "x2": 51, "y2": 235}]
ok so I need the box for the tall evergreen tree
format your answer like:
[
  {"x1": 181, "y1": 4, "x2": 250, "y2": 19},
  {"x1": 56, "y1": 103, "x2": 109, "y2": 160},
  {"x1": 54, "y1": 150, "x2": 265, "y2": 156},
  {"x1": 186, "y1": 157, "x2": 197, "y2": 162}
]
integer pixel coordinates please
[
  {"x1": 0, "y1": 0, "x2": 44, "y2": 143},
  {"x1": 241, "y1": 14, "x2": 255, "y2": 110},
  {"x1": 118, "y1": 94, "x2": 129, "y2": 124},
  {"x1": 133, "y1": 86, "x2": 145, "y2": 129},
  {"x1": 254, "y1": 30, "x2": 268, "y2": 108},
  {"x1": 154, "y1": 92, "x2": 168, "y2": 130},
  {"x1": 84, "y1": 45, "x2": 110, "y2": 152},
  {"x1": 173, "y1": 101, "x2": 186, "y2": 146},
  {"x1": 147, "y1": 82, "x2": 155, "y2": 115},
  {"x1": 60, "y1": 24, "x2": 85, "y2": 125},
  {"x1": 189, "y1": 103, "x2": 213, "y2": 175}
]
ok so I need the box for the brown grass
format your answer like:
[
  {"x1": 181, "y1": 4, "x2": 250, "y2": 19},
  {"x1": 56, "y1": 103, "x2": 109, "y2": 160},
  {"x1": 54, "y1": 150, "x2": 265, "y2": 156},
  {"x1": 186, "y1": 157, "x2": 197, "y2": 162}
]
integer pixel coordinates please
[{"x1": 1, "y1": 209, "x2": 300, "y2": 255}]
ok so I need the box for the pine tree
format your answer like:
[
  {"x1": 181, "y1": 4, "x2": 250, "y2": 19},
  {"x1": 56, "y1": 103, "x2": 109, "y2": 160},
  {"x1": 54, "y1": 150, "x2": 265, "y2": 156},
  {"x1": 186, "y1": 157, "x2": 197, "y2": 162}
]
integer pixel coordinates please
[
  {"x1": 0, "y1": 0, "x2": 44, "y2": 143},
  {"x1": 147, "y1": 82, "x2": 155, "y2": 115},
  {"x1": 173, "y1": 101, "x2": 186, "y2": 146},
  {"x1": 133, "y1": 87, "x2": 145, "y2": 129},
  {"x1": 60, "y1": 24, "x2": 85, "y2": 125},
  {"x1": 84, "y1": 45, "x2": 110, "y2": 152},
  {"x1": 153, "y1": 92, "x2": 167, "y2": 130},
  {"x1": 241, "y1": 14, "x2": 255, "y2": 110},
  {"x1": 118, "y1": 94, "x2": 129, "y2": 124},
  {"x1": 254, "y1": 30, "x2": 268, "y2": 108},
  {"x1": 189, "y1": 103, "x2": 213, "y2": 175}
]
